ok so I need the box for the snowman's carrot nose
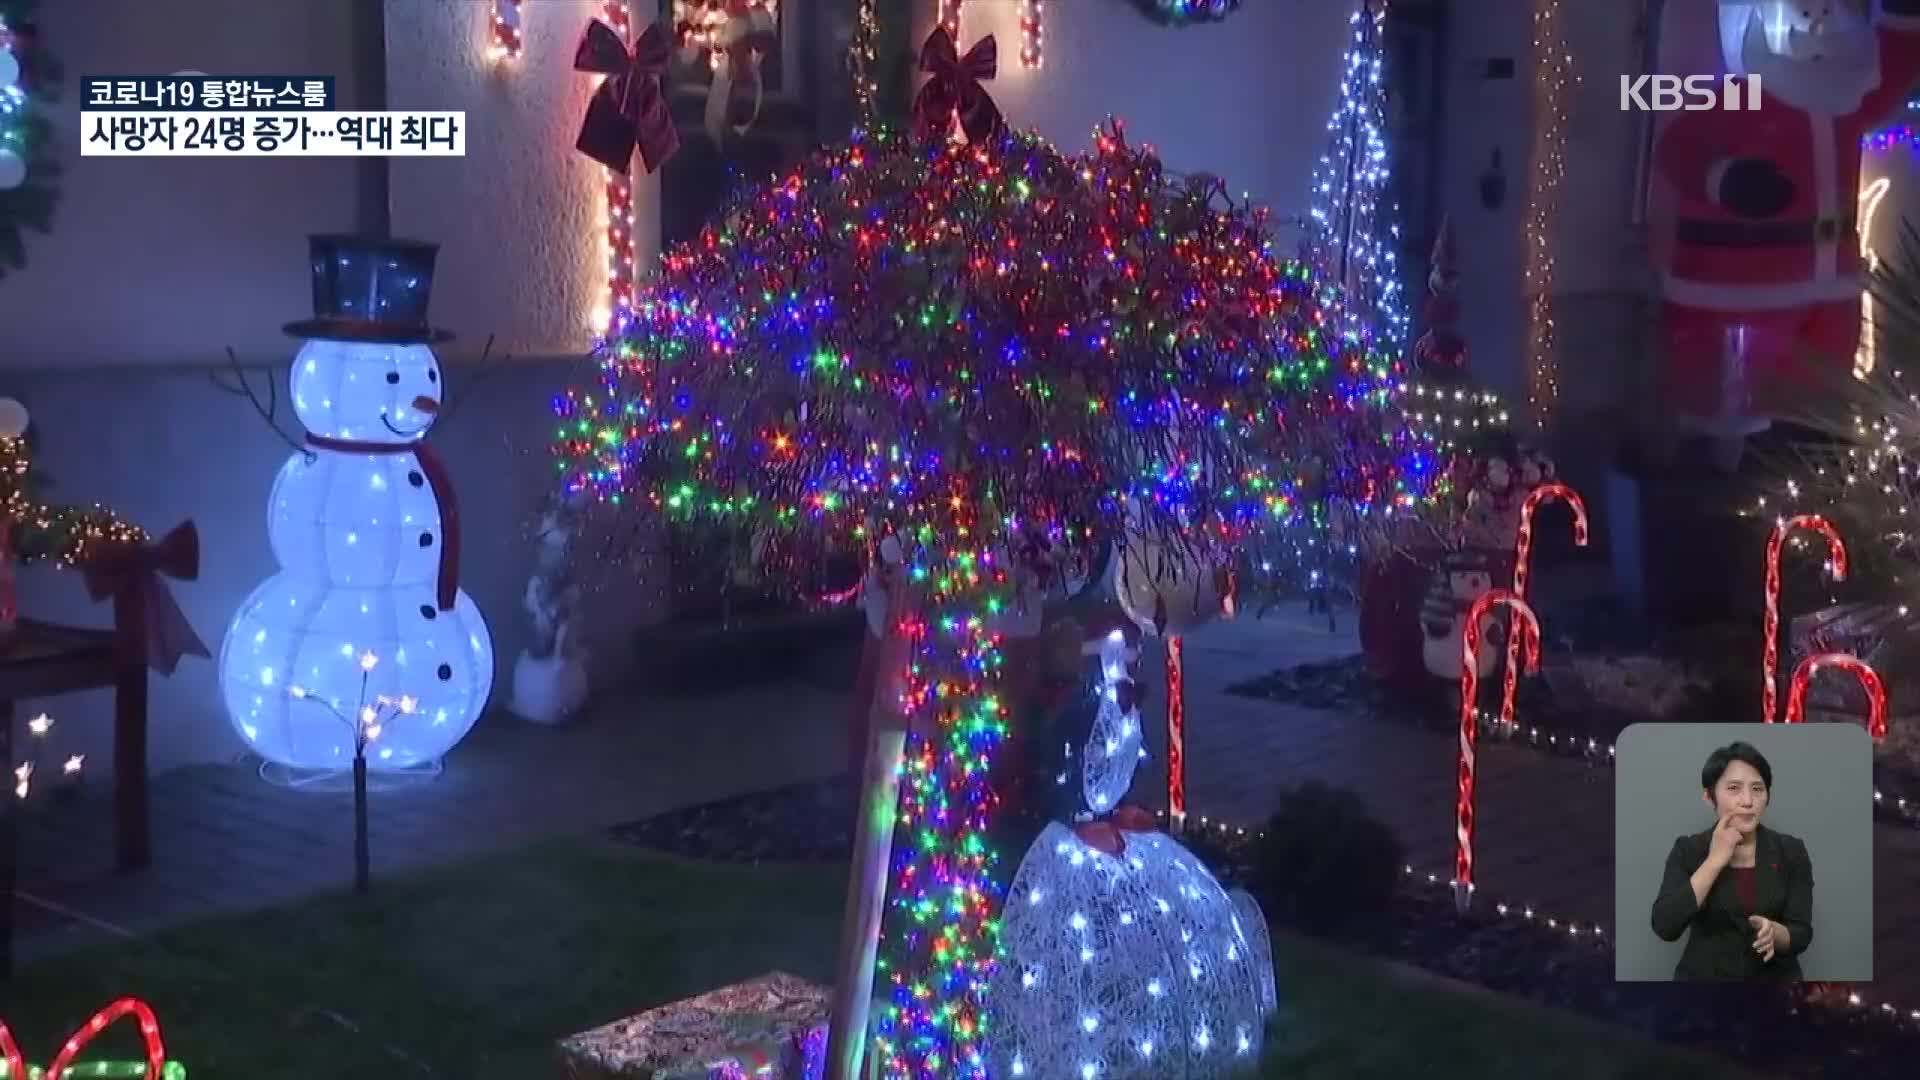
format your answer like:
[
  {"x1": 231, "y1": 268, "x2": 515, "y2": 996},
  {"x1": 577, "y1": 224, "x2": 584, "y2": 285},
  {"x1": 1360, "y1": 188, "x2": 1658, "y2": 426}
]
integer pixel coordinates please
[{"x1": 411, "y1": 396, "x2": 439, "y2": 414}]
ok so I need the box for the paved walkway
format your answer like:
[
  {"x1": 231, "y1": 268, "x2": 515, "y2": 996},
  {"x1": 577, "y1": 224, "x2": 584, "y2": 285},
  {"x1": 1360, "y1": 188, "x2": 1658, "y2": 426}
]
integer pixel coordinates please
[{"x1": 13, "y1": 609, "x2": 1920, "y2": 1014}]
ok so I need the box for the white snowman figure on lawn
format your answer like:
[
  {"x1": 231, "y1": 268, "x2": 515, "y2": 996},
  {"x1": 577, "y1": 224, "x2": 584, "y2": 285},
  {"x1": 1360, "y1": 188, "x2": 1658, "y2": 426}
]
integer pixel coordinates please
[
  {"x1": 220, "y1": 235, "x2": 494, "y2": 772},
  {"x1": 989, "y1": 626, "x2": 1277, "y2": 1079}
]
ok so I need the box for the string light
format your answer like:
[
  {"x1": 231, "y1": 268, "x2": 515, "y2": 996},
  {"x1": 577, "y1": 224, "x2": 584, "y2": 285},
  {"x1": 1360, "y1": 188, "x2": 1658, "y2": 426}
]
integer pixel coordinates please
[
  {"x1": 0, "y1": 435, "x2": 145, "y2": 567},
  {"x1": 1396, "y1": 382, "x2": 1510, "y2": 449},
  {"x1": 1857, "y1": 176, "x2": 1892, "y2": 379},
  {"x1": 1018, "y1": 0, "x2": 1043, "y2": 69},
  {"x1": 488, "y1": 0, "x2": 523, "y2": 61},
  {"x1": 1523, "y1": 0, "x2": 1573, "y2": 430},
  {"x1": 591, "y1": 0, "x2": 637, "y2": 334},
  {"x1": 939, "y1": 0, "x2": 964, "y2": 39},
  {"x1": 851, "y1": 0, "x2": 879, "y2": 125},
  {"x1": 1305, "y1": 0, "x2": 1408, "y2": 357},
  {"x1": 1135, "y1": 0, "x2": 1244, "y2": 24}
]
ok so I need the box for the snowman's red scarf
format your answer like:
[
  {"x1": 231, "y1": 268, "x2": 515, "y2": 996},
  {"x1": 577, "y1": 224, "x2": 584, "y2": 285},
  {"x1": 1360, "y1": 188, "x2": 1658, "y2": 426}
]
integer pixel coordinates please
[{"x1": 304, "y1": 434, "x2": 461, "y2": 611}]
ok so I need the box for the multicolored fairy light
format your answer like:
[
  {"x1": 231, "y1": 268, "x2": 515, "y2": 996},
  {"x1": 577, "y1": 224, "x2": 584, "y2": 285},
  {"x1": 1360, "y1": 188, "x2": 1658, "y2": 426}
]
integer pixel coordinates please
[
  {"x1": 554, "y1": 110, "x2": 1438, "y2": 1075},
  {"x1": 1523, "y1": 0, "x2": 1574, "y2": 429},
  {"x1": 1134, "y1": 0, "x2": 1244, "y2": 25},
  {"x1": 1455, "y1": 589, "x2": 1540, "y2": 912}
]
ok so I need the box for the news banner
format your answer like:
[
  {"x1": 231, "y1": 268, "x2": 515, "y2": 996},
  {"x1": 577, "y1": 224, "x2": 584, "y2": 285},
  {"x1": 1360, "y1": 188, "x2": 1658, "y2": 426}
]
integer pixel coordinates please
[{"x1": 79, "y1": 76, "x2": 464, "y2": 157}]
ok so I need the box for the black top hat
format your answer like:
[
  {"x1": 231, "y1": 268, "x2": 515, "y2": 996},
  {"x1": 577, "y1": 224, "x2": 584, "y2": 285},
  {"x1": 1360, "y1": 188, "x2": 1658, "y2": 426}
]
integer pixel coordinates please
[{"x1": 283, "y1": 235, "x2": 455, "y2": 344}]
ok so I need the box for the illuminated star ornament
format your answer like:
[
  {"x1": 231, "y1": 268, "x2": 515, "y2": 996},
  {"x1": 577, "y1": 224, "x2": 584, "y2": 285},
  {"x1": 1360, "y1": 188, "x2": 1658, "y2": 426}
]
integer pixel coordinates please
[{"x1": 554, "y1": 30, "x2": 1441, "y2": 1074}]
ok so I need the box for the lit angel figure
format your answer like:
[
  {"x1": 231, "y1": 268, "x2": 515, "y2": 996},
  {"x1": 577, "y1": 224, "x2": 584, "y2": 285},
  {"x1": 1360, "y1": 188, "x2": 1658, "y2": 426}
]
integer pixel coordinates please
[
  {"x1": 287, "y1": 650, "x2": 418, "y2": 893},
  {"x1": 12, "y1": 712, "x2": 83, "y2": 801},
  {"x1": 989, "y1": 627, "x2": 1277, "y2": 1079}
]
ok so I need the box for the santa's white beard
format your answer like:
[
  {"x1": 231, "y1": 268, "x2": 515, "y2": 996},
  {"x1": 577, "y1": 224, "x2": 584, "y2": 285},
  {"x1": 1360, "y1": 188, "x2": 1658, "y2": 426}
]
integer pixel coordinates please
[{"x1": 1742, "y1": 22, "x2": 1879, "y2": 115}]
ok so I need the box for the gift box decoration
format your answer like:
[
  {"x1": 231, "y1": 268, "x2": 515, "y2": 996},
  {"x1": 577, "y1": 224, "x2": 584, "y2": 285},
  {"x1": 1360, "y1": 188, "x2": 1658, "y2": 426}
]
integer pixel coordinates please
[{"x1": 556, "y1": 972, "x2": 829, "y2": 1080}]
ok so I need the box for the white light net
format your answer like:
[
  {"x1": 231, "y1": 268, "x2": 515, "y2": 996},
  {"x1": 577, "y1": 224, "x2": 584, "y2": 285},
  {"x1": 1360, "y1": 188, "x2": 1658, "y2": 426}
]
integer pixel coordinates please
[
  {"x1": 991, "y1": 826, "x2": 1276, "y2": 1078},
  {"x1": 990, "y1": 628, "x2": 1276, "y2": 1077},
  {"x1": 1083, "y1": 632, "x2": 1146, "y2": 815}
]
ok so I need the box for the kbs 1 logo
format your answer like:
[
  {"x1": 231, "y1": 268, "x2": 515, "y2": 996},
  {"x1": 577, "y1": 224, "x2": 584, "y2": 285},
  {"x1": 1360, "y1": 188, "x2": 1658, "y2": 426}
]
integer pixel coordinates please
[{"x1": 1618, "y1": 73, "x2": 1763, "y2": 111}]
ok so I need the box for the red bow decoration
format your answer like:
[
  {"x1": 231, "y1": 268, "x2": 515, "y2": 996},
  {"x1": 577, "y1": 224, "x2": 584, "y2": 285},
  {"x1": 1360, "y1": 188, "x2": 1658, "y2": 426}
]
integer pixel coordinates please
[
  {"x1": 574, "y1": 19, "x2": 682, "y2": 174},
  {"x1": 912, "y1": 28, "x2": 1004, "y2": 144},
  {"x1": 82, "y1": 522, "x2": 210, "y2": 676},
  {"x1": 0, "y1": 998, "x2": 174, "y2": 1080},
  {"x1": 1072, "y1": 805, "x2": 1159, "y2": 857}
]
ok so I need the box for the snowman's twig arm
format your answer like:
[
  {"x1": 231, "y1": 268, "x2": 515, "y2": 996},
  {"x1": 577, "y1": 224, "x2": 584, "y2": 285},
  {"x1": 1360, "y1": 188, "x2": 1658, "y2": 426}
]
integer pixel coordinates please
[
  {"x1": 432, "y1": 334, "x2": 505, "y2": 428},
  {"x1": 209, "y1": 346, "x2": 312, "y2": 461}
]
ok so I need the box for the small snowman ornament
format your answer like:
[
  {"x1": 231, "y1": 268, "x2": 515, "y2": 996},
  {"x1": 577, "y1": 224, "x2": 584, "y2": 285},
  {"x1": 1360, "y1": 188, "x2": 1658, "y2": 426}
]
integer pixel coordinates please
[
  {"x1": 219, "y1": 236, "x2": 494, "y2": 772},
  {"x1": 508, "y1": 493, "x2": 588, "y2": 726},
  {"x1": 991, "y1": 625, "x2": 1277, "y2": 1078},
  {"x1": 1421, "y1": 551, "x2": 1504, "y2": 681}
]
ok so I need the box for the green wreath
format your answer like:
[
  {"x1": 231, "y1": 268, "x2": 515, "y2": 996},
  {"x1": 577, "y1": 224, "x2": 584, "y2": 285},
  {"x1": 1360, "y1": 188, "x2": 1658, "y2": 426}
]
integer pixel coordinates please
[
  {"x1": 0, "y1": 0, "x2": 58, "y2": 280},
  {"x1": 1133, "y1": 0, "x2": 1243, "y2": 25}
]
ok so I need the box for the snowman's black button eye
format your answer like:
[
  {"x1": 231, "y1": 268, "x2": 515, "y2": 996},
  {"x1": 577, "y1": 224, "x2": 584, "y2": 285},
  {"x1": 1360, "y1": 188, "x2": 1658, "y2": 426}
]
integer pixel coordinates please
[
  {"x1": 386, "y1": 372, "x2": 401, "y2": 384},
  {"x1": 437, "y1": 663, "x2": 453, "y2": 681},
  {"x1": 420, "y1": 605, "x2": 436, "y2": 620},
  {"x1": 427, "y1": 369, "x2": 438, "y2": 383},
  {"x1": 408, "y1": 471, "x2": 424, "y2": 487},
  {"x1": 419, "y1": 532, "x2": 433, "y2": 547}
]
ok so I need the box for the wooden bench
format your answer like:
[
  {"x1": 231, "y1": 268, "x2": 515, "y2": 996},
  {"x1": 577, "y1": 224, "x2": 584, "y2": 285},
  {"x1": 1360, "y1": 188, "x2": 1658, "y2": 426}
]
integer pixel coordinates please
[{"x1": 0, "y1": 618, "x2": 154, "y2": 977}]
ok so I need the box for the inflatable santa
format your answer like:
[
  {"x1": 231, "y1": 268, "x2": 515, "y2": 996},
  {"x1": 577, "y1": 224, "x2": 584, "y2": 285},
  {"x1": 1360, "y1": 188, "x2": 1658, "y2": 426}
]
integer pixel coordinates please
[{"x1": 1656, "y1": 0, "x2": 1920, "y2": 445}]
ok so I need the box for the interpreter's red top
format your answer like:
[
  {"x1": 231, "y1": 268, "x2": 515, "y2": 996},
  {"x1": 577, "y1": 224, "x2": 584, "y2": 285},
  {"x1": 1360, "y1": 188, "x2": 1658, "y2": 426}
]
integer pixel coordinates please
[{"x1": 1729, "y1": 866, "x2": 1757, "y2": 913}]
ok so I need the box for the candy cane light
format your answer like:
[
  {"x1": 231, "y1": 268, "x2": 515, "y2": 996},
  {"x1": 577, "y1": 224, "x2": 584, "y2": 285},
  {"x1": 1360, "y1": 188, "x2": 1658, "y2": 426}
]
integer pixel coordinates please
[
  {"x1": 1456, "y1": 589, "x2": 1541, "y2": 912},
  {"x1": 1166, "y1": 634, "x2": 1187, "y2": 833},
  {"x1": 1763, "y1": 515, "x2": 1849, "y2": 724},
  {"x1": 0, "y1": 998, "x2": 186, "y2": 1079},
  {"x1": 1502, "y1": 482, "x2": 1587, "y2": 727},
  {"x1": 1784, "y1": 652, "x2": 1888, "y2": 740}
]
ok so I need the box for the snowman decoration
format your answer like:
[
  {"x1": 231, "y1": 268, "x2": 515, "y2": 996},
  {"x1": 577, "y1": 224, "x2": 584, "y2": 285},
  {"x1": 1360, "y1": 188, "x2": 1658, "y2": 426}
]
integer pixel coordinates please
[
  {"x1": 508, "y1": 491, "x2": 588, "y2": 726},
  {"x1": 990, "y1": 625, "x2": 1276, "y2": 1079},
  {"x1": 220, "y1": 236, "x2": 494, "y2": 772},
  {"x1": 1420, "y1": 446, "x2": 1555, "y2": 680}
]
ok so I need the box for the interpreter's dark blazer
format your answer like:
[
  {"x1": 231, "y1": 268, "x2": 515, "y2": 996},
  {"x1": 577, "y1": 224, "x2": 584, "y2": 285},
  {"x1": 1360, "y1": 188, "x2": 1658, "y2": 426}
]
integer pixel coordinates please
[{"x1": 1650, "y1": 824, "x2": 1813, "y2": 982}]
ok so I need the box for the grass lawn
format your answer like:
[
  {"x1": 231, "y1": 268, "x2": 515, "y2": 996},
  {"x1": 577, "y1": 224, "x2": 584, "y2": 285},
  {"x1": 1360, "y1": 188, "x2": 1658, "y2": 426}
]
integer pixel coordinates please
[{"x1": 2, "y1": 839, "x2": 1761, "y2": 1079}]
